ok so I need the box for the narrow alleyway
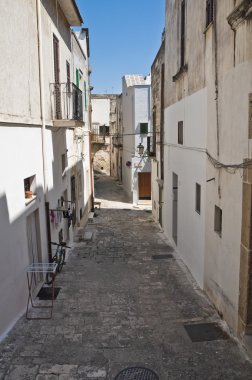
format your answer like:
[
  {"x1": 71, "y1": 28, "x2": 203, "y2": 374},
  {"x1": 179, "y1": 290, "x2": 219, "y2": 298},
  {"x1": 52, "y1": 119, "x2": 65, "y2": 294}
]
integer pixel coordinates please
[{"x1": 1, "y1": 174, "x2": 252, "y2": 380}]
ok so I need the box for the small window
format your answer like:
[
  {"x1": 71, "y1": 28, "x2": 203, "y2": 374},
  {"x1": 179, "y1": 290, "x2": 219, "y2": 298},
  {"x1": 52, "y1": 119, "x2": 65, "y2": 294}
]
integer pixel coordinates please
[
  {"x1": 24, "y1": 175, "x2": 36, "y2": 200},
  {"x1": 66, "y1": 61, "x2": 70, "y2": 93},
  {"x1": 206, "y1": 0, "x2": 214, "y2": 27},
  {"x1": 214, "y1": 205, "x2": 222, "y2": 236},
  {"x1": 195, "y1": 183, "x2": 201, "y2": 214},
  {"x1": 147, "y1": 136, "x2": 151, "y2": 153},
  {"x1": 178, "y1": 121, "x2": 183, "y2": 145},
  {"x1": 62, "y1": 154, "x2": 66, "y2": 176},
  {"x1": 140, "y1": 123, "x2": 148, "y2": 135}
]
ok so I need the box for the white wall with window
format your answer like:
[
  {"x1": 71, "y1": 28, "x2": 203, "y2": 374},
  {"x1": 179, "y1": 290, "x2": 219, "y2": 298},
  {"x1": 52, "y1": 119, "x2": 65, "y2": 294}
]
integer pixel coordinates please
[
  {"x1": 163, "y1": 87, "x2": 207, "y2": 288},
  {"x1": 122, "y1": 75, "x2": 152, "y2": 204}
]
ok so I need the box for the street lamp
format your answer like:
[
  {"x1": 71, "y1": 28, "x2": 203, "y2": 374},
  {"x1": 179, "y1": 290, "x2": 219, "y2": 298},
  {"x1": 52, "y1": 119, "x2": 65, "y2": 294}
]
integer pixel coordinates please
[{"x1": 137, "y1": 143, "x2": 145, "y2": 156}]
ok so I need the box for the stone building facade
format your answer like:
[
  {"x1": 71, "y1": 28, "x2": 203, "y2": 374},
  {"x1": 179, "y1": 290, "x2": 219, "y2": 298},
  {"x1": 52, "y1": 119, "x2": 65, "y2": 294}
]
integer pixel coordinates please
[
  {"x1": 151, "y1": 37, "x2": 165, "y2": 226},
  {"x1": 152, "y1": 0, "x2": 252, "y2": 342}
]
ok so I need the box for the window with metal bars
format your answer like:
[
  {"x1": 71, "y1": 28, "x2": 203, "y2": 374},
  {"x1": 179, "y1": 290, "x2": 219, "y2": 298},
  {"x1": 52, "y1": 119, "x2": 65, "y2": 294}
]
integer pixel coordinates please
[{"x1": 206, "y1": 0, "x2": 214, "y2": 27}]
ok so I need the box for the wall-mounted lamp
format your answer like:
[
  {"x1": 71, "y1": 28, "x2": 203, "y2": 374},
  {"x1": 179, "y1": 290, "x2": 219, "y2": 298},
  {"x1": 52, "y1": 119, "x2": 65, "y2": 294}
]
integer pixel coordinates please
[{"x1": 137, "y1": 143, "x2": 145, "y2": 156}]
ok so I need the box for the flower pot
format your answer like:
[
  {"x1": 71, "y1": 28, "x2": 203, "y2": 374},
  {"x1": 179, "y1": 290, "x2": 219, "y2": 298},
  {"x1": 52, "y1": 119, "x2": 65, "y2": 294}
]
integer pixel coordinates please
[{"x1": 25, "y1": 191, "x2": 33, "y2": 199}]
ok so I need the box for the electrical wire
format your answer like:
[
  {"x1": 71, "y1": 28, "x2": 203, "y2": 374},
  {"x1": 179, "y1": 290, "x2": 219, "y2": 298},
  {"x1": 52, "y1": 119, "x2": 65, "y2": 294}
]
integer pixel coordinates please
[{"x1": 206, "y1": 151, "x2": 252, "y2": 172}]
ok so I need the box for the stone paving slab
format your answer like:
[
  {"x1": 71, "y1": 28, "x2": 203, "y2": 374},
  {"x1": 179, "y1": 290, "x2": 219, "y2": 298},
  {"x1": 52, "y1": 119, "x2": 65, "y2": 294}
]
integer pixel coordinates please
[{"x1": 1, "y1": 175, "x2": 252, "y2": 379}]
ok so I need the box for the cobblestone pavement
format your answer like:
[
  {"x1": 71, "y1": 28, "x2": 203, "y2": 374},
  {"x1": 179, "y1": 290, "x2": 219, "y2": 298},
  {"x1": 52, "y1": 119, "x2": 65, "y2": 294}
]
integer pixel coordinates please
[{"x1": 1, "y1": 175, "x2": 252, "y2": 379}]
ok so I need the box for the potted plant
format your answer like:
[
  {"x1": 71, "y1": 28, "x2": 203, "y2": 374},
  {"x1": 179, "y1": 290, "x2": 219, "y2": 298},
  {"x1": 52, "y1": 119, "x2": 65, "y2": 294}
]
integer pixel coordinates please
[{"x1": 25, "y1": 190, "x2": 33, "y2": 198}]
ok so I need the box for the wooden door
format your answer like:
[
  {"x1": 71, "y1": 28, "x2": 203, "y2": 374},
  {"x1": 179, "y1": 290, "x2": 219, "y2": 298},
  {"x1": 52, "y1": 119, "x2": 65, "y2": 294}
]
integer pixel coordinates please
[{"x1": 138, "y1": 172, "x2": 151, "y2": 200}]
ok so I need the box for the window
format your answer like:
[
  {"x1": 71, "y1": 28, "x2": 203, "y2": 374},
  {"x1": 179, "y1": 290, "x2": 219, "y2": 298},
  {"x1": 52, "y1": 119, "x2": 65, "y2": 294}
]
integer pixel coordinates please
[
  {"x1": 66, "y1": 61, "x2": 70, "y2": 92},
  {"x1": 214, "y1": 205, "x2": 222, "y2": 236},
  {"x1": 178, "y1": 121, "x2": 183, "y2": 145},
  {"x1": 147, "y1": 136, "x2": 151, "y2": 153},
  {"x1": 76, "y1": 68, "x2": 80, "y2": 88},
  {"x1": 195, "y1": 183, "x2": 201, "y2": 214},
  {"x1": 206, "y1": 0, "x2": 214, "y2": 27},
  {"x1": 61, "y1": 154, "x2": 67, "y2": 176},
  {"x1": 140, "y1": 122, "x2": 148, "y2": 135},
  {"x1": 84, "y1": 80, "x2": 87, "y2": 111},
  {"x1": 24, "y1": 175, "x2": 36, "y2": 200},
  {"x1": 181, "y1": 0, "x2": 186, "y2": 67}
]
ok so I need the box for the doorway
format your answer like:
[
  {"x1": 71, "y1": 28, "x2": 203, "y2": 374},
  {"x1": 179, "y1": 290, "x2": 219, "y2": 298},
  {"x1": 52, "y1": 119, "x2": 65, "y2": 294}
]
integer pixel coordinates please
[
  {"x1": 26, "y1": 210, "x2": 42, "y2": 290},
  {"x1": 172, "y1": 173, "x2": 178, "y2": 245},
  {"x1": 159, "y1": 187, "x2": 163, "y2": 227},
  {"x1": 138, "y1": 172, "x2": 151, "y2": 200}
]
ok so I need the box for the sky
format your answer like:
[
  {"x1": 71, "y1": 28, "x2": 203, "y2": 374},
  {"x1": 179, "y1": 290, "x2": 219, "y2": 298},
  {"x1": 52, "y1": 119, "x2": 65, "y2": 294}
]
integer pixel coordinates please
[{"x1": 75, "y1": 0, "x2": 165, "y2": 94}]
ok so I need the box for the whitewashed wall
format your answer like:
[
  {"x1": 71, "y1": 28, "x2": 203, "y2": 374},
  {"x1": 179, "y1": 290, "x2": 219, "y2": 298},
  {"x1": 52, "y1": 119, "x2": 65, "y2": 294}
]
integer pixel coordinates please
[
  {"x1": 0, "y1": 127, "x2": 48, "y2": 339},
  {"x1": 163, "y1": 88, "x2": 207, "y2": 288},
  {"x1": 92, "y1": 98, "x2": 110, "y2": 126}
]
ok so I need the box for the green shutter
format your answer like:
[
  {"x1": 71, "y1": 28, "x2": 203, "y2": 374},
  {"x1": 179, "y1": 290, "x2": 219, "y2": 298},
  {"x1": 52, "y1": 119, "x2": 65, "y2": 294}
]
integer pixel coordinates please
[
  {"x1": 140, "y1": 123, "x2": 148, "y2": 134},
  {"x1": 76, "y1": 68, "x2": 79, "y2": 88}
]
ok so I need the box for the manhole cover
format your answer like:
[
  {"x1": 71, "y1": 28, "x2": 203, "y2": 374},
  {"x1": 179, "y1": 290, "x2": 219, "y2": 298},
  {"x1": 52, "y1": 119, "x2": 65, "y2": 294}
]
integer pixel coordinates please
[
  {"x1": 114, "y1": 367, "x2": 159, "y2": 380},
  {"x1": 37, "y1": 287, "x2": 61, "y2": 300},
  {"x1": 184, "y1": 322, "x2": 229, "y2": 342},
  {"x1": 152, "y1": 254, "x2": 173, "y2": 260}
]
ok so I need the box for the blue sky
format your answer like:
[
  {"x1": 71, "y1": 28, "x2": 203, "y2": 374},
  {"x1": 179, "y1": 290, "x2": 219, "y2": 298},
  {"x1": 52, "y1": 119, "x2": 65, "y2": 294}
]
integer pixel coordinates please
[{"x1": 76, "y1": 0, "x2": 165, "y2": 94}]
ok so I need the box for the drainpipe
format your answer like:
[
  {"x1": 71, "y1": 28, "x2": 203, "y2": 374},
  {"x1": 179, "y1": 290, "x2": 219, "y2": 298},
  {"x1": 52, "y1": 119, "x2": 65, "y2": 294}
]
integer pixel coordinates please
[
  {"x1": 36, "y1": 0, "x2": 48, "y2": 195},
  {"x1": 36, "y1": 0, "x2": 52, "y2": 255},
  {"x1": 82, "y1": 28, "x2": 94, "y2": 212}
]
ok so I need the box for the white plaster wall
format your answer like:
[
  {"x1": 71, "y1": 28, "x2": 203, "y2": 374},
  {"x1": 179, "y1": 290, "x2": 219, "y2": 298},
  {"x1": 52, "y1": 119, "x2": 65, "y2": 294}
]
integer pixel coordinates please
[
  {"x1": 163, "y1": 88, "x2": 207, "y2": 288},
  {"x1": 204, "y1": 60, "x2": 252, "y2": 331},
  {"x1": 0, "y1": 1, "x2": 41, "y2": 125},
  {"x1": 0, "y1": 127, "x2": 48, "y2": 338},
  {"x1": 122, "y1": 84, "x2": 135, "y2": 197},
  {"x1": 40, "y1": 1, "x2": 72, "y2": 123},
  {"x1": 92, "y1": 98, "x2": 110, "y2": 126},
  {"x1": 134, "y1": 86, "x2": 151, "y2": 151},
  {"x1": 122, "y1": 83, "x2": 151, "y2": 201},
  {"x1": 0, "y1": 2, "x2": 91, "y2": 339}
]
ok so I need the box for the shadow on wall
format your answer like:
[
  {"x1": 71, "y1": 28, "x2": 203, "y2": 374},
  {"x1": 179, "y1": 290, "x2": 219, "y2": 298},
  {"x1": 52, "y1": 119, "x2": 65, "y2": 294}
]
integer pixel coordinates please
[
  {"x1": 0, "y1": 185, "x2": 46, "y2": 340},
  {"x1": 0, "y1": 133, "x2": 92, "y2": 339}
]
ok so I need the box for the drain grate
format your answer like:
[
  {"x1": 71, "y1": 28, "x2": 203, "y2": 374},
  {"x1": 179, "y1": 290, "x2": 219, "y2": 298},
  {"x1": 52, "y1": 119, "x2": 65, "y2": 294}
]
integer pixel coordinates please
[
  {"x1": 114, "y1": 367, "x2": 159, "y2": 380},
  {"x1": 37, "y1": 287, "x2": 61, "y2": 300},
  {"x1": 184, "y1": 322, "x2": 229, "y2": 342},
  {"x1": 152, "y1": 254, "x2": 173, "y2": 260}
]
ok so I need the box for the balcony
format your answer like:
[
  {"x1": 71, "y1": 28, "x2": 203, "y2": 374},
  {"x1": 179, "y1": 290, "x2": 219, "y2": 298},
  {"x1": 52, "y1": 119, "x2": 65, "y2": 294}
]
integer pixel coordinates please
[{"x1": 51, "y1": 82, "x2": 84, "y2": 128}]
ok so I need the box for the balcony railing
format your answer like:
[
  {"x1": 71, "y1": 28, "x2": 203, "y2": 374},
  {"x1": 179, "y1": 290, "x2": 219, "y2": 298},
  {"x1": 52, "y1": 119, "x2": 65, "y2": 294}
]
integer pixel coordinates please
[{"x1": 51, "y1": 82, "x2": 84, "y2": 127}]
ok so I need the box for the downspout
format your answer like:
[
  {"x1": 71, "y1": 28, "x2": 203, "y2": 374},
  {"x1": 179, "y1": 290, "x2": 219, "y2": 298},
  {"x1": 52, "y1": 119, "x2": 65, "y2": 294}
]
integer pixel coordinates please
[
  {"x1": 36, "y1": 0, "x2": 48, "y2": 195},
  {"x1": 213, "y1": 0, "x2": 221, "y2": 199},
  {"x1": 36, "y1": 0, "x2": 52, "y2": 256},
  {"x1": 83, "y1": 28, "x2": 95, "y2": 211},
  {"x1": 214, "y1": 0, "x2": 220, "y2": 158}
]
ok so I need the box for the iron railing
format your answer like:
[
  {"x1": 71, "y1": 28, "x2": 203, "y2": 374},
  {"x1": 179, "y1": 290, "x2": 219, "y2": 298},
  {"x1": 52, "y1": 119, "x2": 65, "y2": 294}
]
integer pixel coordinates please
[{"x1": 51, "y1": 82, "x2": 83, "y2": 121}]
